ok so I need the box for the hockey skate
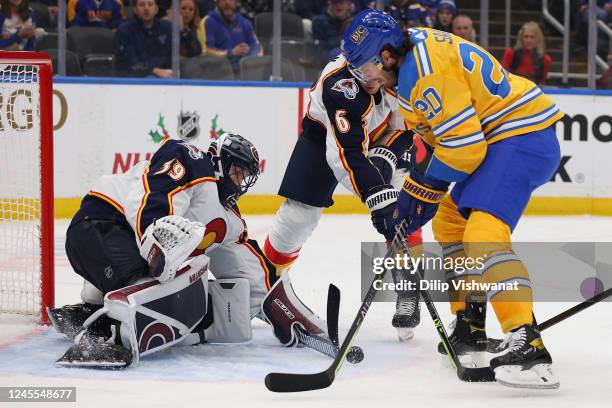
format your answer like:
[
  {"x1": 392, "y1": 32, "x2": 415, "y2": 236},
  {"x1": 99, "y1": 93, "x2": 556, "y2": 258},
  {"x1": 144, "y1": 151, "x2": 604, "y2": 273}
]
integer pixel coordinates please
[
  {"x1": 490, "y1": 323, "x2": 559, "y2": 389},
  {"x1": 438, "y1": 292, "x2": 488, "y2": 367},
  {"x1": 47, "y1": 303, "x2": 110, "y2": 340},
  {"x1": 391, "y1": 267, "x2": 420, "y2": 341},
  {"x1": 56, "y1": 325, "x2": 132, "y2": 369}
]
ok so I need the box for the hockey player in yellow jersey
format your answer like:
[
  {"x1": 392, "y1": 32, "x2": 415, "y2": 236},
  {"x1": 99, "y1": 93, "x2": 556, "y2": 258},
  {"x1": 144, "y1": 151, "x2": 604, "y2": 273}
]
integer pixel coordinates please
[{"x1": 341, "y1": 10, "x2": 562, "y2": 388}]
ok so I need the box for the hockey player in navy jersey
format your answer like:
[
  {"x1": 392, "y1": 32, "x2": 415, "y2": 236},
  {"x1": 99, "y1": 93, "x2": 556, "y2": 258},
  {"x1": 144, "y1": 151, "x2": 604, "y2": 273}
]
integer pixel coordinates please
[
  {"x1": 263, "y1": 41, "x2": 422, "y2": 341},
  {"x1": 49, "y1": 134, "x2": 332, "y2": 367}
]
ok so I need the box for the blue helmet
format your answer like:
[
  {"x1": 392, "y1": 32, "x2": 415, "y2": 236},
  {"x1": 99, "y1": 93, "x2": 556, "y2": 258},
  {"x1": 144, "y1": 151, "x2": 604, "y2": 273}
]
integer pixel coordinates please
[{"x1": 341, "y1": 10, "x2": 404, "y2": 70}]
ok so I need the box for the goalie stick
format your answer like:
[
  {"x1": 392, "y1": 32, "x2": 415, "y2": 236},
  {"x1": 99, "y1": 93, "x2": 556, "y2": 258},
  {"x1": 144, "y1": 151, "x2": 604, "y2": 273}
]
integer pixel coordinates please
[
  {"x1": 293, "y1": 285, "x2": 341, "y2": 359},
  {"x1": 264, "y1": 221, "x2": 494, "y2": 393}
]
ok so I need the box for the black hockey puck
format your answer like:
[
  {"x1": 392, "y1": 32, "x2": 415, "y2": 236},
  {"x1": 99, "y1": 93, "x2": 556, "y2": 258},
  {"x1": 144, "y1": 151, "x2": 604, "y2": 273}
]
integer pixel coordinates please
[{"x1": 346, "y1": 345, "x2": 364, "y2": 364}]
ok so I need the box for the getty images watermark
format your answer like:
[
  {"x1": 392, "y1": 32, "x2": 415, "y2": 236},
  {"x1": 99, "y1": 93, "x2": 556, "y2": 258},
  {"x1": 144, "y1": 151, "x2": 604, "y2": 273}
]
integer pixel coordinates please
[
  {"x1": 360, "y1": 242, "x2": 612, "y2": 303},
  {"x1": 369, "y1": 252, "x2": 520, "y2": 293}
]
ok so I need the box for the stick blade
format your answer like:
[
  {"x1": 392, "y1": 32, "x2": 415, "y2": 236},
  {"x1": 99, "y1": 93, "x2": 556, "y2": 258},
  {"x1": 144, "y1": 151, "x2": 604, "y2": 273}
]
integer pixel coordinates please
[
  {"x1": 265, "y1": 370, "x2": 334, "y2": 392},
  {"x1": 457, "y1": 366, "x2": 496, "y2": 382},
  {"x1": 327, "y1": 284, "x2": 341, "y2": 346}
]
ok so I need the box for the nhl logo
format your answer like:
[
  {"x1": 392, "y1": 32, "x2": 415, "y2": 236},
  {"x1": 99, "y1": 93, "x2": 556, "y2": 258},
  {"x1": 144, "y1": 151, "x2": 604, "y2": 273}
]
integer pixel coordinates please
[{"x1": 177, "y1": 111, "x2": 200, "y2": 141}]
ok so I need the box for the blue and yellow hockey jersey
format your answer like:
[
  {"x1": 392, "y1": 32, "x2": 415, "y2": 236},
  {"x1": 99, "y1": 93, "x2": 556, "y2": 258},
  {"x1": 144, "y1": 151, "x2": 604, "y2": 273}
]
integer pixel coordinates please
[{"x1": 397, "y1": 28, "x2": 564, "y2": 183}]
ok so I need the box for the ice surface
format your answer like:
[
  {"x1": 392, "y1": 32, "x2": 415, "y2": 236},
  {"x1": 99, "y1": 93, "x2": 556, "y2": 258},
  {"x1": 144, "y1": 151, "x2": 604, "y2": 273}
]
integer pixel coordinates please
[{"x1": 1, "y1": 216, "x2": 611, "y2": 408}]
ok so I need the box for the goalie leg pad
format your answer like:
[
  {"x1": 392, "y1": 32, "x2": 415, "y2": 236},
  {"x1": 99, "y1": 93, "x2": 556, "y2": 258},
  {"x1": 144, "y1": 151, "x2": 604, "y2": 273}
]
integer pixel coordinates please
[
  {"x1": 203, "y1": 278, "x2": 252, "y2": 343},
  {"x1": 261, "y1": 273, "x2": 327, "y2": 346},
  {"x1": 99, "y1": 255, "x2": 210, "y2": 365}
]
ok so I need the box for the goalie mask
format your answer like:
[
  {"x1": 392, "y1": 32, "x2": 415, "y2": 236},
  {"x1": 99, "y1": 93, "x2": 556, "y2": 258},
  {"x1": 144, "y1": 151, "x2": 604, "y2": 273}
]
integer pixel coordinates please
[{"x1": 208, "y1": 134, "x2": 260, "y2": 208}]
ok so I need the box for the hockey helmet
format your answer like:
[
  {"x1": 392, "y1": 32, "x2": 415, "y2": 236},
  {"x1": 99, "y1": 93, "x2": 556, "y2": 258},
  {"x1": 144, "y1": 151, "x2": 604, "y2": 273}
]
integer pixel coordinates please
[
  {"x1": 341, "y1": 9, "x2": 404, "y2": 83},
  {"x1": 208, "y1": 133, "x2": 260, "y2": 208}
]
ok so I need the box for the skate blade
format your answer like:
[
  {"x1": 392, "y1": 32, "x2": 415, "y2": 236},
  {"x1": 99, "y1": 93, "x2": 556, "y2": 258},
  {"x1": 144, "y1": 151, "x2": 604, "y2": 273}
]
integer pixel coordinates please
[
  {"x1": 397, "y1": 327, "x2": 415, "y2": 342},
  {"x1": 494, "y1": 364, "x2": 560, "y2": 390}
]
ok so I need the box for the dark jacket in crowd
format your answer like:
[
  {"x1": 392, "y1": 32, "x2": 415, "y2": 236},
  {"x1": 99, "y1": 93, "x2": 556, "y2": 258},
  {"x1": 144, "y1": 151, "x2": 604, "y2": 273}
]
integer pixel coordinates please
[
  {"x1": 312, "y1": 10, "x2": 347, "y2": 67},
  {"x1": 113, "y1": 17, "x2": 201, "y2": 76},
  {"x1": 203, "y1": 8, "x2": 261, "y2": 70}
]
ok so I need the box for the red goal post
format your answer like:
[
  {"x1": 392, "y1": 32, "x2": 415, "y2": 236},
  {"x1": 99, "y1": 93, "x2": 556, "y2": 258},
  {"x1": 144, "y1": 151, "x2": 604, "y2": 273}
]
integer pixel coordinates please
[{"x1": 0, "y1": 51, "x2": 54, "y2": 324}]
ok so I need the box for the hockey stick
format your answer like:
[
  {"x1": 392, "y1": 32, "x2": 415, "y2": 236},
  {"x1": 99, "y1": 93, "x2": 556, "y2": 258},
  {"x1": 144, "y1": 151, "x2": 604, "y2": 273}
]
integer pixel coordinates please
[
  {"x1": 396, "y1": 235, "x2": 496, "y2": 382},
  {"x1": 293, "y1": 285, "x2": 341, "y2": 359},
  {"x1": 265, "y1": 221, "x2": 493, "y2": 392},
  {"x1": 264, "y1": 222, "x2": 411, "y2": 392},
  {"x1": 327, "y1": 284, "x2": 341, "y2": 347},
  {"x1": 539, "y1": 286, "x2": 612, "y2": 331}
]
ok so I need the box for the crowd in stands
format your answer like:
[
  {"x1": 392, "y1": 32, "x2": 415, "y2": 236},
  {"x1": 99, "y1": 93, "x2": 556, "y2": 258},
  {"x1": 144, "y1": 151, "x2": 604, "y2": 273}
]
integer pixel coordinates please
[{"x1": 0, "y1": 0, "x2": 610, "y2": 88}]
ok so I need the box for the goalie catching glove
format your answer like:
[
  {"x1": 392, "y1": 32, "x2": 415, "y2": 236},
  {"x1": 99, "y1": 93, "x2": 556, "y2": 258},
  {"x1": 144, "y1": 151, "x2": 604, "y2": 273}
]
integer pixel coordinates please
[{"x1": 139, "y1": 215, "x2": 205, "y2": 283}]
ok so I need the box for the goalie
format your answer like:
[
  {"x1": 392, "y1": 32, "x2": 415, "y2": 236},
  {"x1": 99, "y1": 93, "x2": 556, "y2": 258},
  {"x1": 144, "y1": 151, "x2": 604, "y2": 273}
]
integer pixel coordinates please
[{"x1": 49, "y1": 134, "x2": 330, "y2": 367}]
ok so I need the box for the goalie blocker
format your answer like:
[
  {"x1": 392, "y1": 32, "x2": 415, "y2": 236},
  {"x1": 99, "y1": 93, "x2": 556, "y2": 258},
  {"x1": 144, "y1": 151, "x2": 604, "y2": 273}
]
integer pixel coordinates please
[{"x1": 56, "y1": 256, "x2": 253, "y2": 368}]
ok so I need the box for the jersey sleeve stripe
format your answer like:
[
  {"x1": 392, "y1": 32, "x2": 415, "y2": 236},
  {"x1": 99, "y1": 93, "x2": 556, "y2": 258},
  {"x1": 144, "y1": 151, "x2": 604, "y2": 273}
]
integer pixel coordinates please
[
  {"x1": 437, "y1": 131, "x2": 484, "y2": 148},
  {"x1": 398, "y1": 97, "x2": 413, "y2": 112},
  {"x1": 136, "y1": 163, "x2": 152, "y2": 240},
  {"x1": 416, "y1": 42, "x2": 433, "y2": 76},
  {"x1": 432, "y1": 106, "x2": 477, "y2": 137},
  {"x1": 485, "y1": 105, "x2": 560, "y2": 139},
  {"x1": 480, "y1": 87, "x2": 542, "y2": 127},
  {"x1": 88, "y1": 191, "x2": 125, "y2": 215},
  {"x1": 167, "y1": 176, "x2": 216, "y2": 214}
]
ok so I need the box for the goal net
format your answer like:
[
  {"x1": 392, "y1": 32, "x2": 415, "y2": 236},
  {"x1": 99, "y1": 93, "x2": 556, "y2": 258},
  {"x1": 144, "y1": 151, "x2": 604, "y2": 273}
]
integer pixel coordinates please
[{"x1": 0, "y1": 52, "x2": 54, "y2": 324}]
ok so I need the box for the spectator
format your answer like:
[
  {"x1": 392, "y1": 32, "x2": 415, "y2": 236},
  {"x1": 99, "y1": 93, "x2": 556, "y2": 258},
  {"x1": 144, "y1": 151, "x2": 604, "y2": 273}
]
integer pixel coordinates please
[
  {"x1": 178, "y1": 0, "x2": 204, "y2": 56},
  {"x1": 388, "y1": 1, "x2": 431, "y2": 30},
  {"x1": 452, "y1": 14, "x2": 475, "y2": 42},
  {"x1": 293, "y1": 0, "x2": 327, "y2": 20},
  {"x1": 312, "y1": 0, "x2": 352, "y2": 67},
  {"x1": 114, "y1": 0, "x2": 201, "y2": 78},
  {"x1": 433, "y1": 0, "x2": 455, "y2": 32},
  {"x1": 200, "y1": 0, "x2": 262, "y2": 72},
  {"x1": 37, "y1": 0, "x2": 58, "y2": 26},
  {"x1": 578, "y1": 0, "x2": 611, "y2": 59},
  {"x1": 0, "y1": 0, "x2": 45, "y2": 51},
  {"x1": 502, "y1": 21, "x2": 552, "y2": 86},
  {"x1": 70, "y1": 0, "x2": 124, "y2": 29}
]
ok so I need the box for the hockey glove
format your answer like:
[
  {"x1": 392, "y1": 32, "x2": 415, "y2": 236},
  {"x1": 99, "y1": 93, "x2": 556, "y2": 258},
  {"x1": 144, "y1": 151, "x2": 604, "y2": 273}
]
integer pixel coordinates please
[
  {"x1": 368, "y1": 146, "x2": 397, "y2": 184},
  {"x1": 365, "y1": 184, "x2": 399, "y2": 241},
  {"x1": 396, "y1": 172, "x2": 448, "y2": 234}
]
